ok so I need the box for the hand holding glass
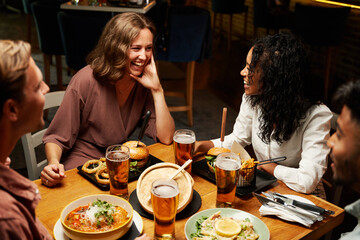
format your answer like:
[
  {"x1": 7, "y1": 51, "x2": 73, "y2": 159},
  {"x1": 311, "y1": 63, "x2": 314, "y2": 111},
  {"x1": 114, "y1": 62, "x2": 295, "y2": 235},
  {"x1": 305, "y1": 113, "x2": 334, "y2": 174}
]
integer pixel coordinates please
[{"x1": 215, "y1": 152, "x2": 241, "y2": 208}]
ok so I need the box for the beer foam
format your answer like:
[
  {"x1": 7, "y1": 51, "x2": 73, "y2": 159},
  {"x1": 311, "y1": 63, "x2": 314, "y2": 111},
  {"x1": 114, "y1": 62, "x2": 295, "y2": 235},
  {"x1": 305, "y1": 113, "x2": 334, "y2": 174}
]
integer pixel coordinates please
[
  {"x1": 107, "y1": 151, "x2": 129, "y2": 161},
  {"x1": 173, "y1": 134, "x2": 195, "y2": 144},
  {"x1": 216, "y1": 159, "x2": 240, "y2": 171},
  {"x1": 152, "y1": 184, "x2": 179, "y2": 198}
]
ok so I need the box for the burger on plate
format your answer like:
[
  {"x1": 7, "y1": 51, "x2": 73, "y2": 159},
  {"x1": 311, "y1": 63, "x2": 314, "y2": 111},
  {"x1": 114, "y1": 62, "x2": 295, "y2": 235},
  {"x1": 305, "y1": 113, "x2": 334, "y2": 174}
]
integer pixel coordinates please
[
  {"x1": 205, "y1": 147, "x2": 231, "y2": 173},
  {"x1": 123, "y1": 141, "x2": 149, "y2": 172}
]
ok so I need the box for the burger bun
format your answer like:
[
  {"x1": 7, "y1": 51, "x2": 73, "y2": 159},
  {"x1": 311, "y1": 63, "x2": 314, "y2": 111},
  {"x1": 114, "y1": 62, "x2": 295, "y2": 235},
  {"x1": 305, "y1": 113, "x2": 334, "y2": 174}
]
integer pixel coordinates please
[{"x1": 207, "y1": 147, "x2": 231, "y2": 156}]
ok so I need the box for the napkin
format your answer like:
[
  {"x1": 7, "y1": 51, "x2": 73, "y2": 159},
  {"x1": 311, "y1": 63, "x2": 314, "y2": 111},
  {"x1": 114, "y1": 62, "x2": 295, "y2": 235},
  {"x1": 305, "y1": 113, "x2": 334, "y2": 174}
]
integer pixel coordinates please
[{"x1": 259, "y1": 202, "x2": 317, "y2": 227}]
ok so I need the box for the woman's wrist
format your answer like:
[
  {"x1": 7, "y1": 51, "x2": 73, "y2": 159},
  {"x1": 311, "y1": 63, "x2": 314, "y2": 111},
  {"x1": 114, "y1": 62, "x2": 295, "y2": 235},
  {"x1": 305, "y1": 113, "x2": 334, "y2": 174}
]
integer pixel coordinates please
[
  {"x1": 48, "y1": 158, "x2": 60, "y2": 165},
  {"x1": 151, "y1": 85, "x2": 164, "y2": 96}
]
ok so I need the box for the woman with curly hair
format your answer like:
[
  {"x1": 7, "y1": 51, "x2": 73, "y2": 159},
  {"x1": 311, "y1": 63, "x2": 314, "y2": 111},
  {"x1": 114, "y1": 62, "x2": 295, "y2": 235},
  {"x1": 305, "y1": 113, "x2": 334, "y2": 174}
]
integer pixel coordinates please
[
  {"x1": 41, "y1": 13, "x2": 175, "y2": 187},
  {"x1": 196, "y1": 32, "x2": 332, "y2": 197}
]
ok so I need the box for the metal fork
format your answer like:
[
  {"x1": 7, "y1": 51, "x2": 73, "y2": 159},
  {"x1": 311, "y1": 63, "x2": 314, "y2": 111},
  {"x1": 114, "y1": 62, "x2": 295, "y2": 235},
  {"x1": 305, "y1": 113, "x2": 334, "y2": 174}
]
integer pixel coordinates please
[
  {"x1": 253, "y1": 193, "x2": 315, "y2": 225},
  {"x1": 264, "y1": 192, "x2": 324, "y2": 221}
]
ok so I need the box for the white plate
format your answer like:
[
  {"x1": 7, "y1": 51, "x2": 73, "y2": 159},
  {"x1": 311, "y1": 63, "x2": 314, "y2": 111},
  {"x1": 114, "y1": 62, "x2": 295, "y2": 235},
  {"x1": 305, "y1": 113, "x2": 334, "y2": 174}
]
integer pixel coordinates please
[
  {"x1": 184, "y1": 208, "x2": 270, "y2": 240},
  {"x1": 53, "y1": 210, "x2": 143, "y2": 240}
]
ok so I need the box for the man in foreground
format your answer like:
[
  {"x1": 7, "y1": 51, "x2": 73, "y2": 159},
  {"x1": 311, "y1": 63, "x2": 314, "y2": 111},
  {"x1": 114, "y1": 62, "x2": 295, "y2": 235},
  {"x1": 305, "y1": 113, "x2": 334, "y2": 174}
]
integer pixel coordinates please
[
  {"x1": 0, "y1": 40, "x2": 51, "y2": 239},
  {"x1": 327, "y1": 80, "x2": 360, "y2": 239}
]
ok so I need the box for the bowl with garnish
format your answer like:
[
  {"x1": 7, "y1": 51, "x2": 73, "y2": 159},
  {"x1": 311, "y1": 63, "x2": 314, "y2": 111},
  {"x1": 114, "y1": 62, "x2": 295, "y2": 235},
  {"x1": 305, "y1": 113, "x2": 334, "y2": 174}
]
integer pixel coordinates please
[
  {"x1": 185, "y1": 208, "x2": 269, "y2": 240},
  {"x1": 60, "y1": 194, "x2": 133, "y2": 240}
]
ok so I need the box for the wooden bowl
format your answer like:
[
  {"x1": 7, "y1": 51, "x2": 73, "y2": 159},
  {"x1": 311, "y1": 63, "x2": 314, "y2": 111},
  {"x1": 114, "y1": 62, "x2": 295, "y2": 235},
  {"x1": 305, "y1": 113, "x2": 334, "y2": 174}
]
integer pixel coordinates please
[
  {"x1": 136, "y1": 163, "x2": 194, "y2": 214},
  {"x1": 60, "y1": 194, "x2": 133, "y2": 240}
]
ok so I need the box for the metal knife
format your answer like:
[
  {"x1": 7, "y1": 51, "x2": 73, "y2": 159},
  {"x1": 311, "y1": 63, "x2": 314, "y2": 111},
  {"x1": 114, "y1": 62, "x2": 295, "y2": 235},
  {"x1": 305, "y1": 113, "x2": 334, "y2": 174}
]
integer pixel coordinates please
[
  {"x1": 136, "y1": 110, "x2": 151, "y2": 147},
  {"x1": 269, "y1": 192, "x2": 335, "y2": 215},
  {"x1": 253, "y1": 193, "x2": 319, "y2": 223}
]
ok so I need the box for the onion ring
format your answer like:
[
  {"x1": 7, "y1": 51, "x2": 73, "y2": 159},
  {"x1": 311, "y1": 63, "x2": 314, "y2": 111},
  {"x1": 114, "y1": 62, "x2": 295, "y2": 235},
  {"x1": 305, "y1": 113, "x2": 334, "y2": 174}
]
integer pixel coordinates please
[
  {"x1": 82, "y1": 159, "x2": 102, "y2": 174},
  {"x1": 100, "y1": 169, "x2": 109, "y2": 178},
  {"x1": 95, "y1": 168, "x2": 110, "y2": 185}
]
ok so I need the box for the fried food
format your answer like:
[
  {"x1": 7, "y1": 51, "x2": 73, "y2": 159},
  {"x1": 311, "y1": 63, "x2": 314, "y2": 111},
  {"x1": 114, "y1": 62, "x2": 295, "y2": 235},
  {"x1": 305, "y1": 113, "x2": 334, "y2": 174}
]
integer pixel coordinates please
[
  {"x1": 95, "y1": 167, "x2": 110, "y2": 185},
  {"x1": 82, "y1": 158, "x2": 110, "y2": 185},
  {"x1": 82, "y1": 159, "x2": 102, "y2": 174},
  {"x1": 239, "y1": 158, "x2": 256, "y2": 182}
]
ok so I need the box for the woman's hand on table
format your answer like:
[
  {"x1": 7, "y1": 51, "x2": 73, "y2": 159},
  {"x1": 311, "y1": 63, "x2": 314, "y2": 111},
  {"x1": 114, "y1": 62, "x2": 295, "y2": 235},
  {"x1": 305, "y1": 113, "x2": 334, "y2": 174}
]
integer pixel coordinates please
[{"x1": 40, "y1": 163, "x2": 66, "y2": 187}]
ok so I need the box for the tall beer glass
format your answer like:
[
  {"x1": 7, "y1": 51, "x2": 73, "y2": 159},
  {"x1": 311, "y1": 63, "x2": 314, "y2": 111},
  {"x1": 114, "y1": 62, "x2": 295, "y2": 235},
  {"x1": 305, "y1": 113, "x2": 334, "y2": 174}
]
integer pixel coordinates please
[
  {"x1": 173, "y1": 129, "x2": 195, "y2": 173},
  {"x1": 215, "y1": 152, "x2": 241, "y2": 208},
  {"x1": 106, "y1": 144, "x2": 130, "y2": 200},
  {"x1": 151, "y1": 178, "x2": 179, "y2": 240}
]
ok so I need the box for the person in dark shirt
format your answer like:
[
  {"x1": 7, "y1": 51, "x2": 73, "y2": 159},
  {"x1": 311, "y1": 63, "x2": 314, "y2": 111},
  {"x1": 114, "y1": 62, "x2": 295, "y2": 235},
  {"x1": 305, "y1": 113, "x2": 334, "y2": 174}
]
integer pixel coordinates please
[{"x1": 327, "y1": 80, "x2": 360, "y2": 239}]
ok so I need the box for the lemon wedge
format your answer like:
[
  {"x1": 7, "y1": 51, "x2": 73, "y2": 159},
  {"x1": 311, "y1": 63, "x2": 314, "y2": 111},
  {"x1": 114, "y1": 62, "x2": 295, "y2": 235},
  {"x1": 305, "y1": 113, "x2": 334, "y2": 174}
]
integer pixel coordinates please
[{"x1": 215, "y1": 218, "x2": 241, "y2": 237}]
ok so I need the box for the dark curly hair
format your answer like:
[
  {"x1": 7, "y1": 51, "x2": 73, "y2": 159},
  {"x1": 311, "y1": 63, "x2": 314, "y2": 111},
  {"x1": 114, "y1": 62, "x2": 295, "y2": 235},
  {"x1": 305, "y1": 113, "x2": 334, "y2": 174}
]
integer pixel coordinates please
[
  {"x1": 332, "y1": 80, "x2": 360, "y2": 124},
  {"x1": 247, "y1": 32, "x2": 318, "y2": 144}
]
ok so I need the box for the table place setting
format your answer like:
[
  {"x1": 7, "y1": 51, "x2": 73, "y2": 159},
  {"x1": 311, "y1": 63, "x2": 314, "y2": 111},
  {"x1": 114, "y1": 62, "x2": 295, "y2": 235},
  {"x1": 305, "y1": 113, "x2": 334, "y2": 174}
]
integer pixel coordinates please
[{"x1": 254, "y1": 192, "x2": 335, "y2": 227}]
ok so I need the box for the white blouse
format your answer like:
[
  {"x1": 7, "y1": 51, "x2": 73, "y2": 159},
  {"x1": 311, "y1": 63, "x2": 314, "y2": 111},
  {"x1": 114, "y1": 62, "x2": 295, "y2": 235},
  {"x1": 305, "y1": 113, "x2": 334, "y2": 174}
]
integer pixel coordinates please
[{"x1": 212, "y1": 94, "x2": 332, "y2": 194}]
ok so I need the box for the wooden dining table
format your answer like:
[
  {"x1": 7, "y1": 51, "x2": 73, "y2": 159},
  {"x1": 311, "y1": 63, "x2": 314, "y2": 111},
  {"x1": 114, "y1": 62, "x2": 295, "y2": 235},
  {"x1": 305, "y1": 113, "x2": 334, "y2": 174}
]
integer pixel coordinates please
[{"x1": 34, "y1": 143, "x2": 344, "y2": 239}]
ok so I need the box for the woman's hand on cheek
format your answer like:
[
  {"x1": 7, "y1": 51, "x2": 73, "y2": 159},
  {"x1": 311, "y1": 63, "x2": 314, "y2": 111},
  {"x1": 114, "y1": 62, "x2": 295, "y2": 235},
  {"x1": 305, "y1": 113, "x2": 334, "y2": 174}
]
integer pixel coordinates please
[{"x1": 130, "y1": 54, "x2": 161, "y2": 92}]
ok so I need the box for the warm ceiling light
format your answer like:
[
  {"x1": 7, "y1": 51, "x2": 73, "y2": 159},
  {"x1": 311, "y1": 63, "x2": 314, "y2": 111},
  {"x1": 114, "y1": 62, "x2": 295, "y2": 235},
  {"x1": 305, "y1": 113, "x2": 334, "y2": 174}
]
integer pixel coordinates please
[{"x1": 315, "y1": 0, "x2": 360, "y2": 9}]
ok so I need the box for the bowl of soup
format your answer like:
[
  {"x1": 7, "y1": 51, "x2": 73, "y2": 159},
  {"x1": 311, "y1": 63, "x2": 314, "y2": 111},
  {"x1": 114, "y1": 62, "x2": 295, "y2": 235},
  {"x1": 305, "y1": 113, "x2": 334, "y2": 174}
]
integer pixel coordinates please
[{"x1": 60, "y1": 194, "x2": 133, "y2": 240}]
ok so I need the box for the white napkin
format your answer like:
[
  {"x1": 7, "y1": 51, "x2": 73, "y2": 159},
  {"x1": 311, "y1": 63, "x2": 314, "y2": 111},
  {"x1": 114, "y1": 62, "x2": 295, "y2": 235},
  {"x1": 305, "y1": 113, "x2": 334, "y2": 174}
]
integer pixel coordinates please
[{"x1": 259, "y1": 202, "x2": 317, "y2": 227}]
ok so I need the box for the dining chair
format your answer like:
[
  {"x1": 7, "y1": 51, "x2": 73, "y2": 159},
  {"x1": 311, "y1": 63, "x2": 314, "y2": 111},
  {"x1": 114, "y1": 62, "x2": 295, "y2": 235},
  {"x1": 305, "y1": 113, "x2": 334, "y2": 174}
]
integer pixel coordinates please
[
  {"x1": 211, "y1": 0, "x2": 248, "y2": 50},
  {"x1": 155, "y1": 6, "x2": 212, "y2": 127},
  {"x1": 252, "y1": 0, "x2": 293, "y2": 37},
  {"x1": 31, "y1": 1, "x2": 64, "y2": 90},
  {"x1": 292, "y1": 3, "x2": 350, "y2": 102},
  {"x1": 21, "y1": 91, "x2": 65, "y2": 180},
  {"x1": 57, "y1": 11, "x2": 111, "y2": 73},
  {"x1": 21, "y1": 0, "x2": 36, "y2": 43}
]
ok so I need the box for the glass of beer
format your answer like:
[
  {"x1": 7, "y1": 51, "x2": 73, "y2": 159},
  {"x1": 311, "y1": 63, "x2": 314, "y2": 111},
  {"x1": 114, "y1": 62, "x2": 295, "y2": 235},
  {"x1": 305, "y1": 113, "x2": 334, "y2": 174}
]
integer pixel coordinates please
[
  {"x1": 215, "y1": 152, "x2": 241, "y2": 208},
  {"x1": 151, "y1": 178, "x2": 179, "y2": 240},
  {"x1": 106, "y1": 144, "x2": 130, "y2": 200},
  {"x1": 173, "y1": 129, "x2": 195, "y2": 173}
]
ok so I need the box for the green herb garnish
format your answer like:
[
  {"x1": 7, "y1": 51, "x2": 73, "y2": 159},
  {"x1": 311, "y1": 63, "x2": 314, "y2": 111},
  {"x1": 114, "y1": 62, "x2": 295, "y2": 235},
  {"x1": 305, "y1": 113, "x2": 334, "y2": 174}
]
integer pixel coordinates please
[
  {"x1": 92, "y1": 199, "x2": 115, "y2": 227},
  {"x1": 190, "y1": 216, "x2": 208, "y2": 238},
  {"x1": 205, "y1": 156, "x2": 216, "y2": 172},
  {"x1": 130, "y1": 161, "x2": 140, "y2": 173}
]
